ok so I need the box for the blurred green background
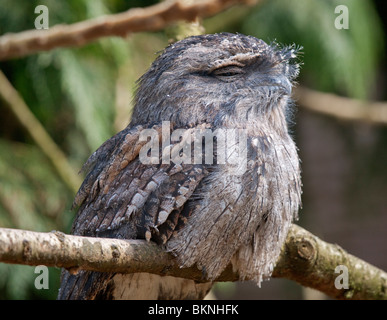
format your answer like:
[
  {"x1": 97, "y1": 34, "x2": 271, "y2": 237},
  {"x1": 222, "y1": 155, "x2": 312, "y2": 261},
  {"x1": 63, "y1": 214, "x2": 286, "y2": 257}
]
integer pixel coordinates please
[{"x1": 0, "y1": 0, "x2": 386, "y2": 299}]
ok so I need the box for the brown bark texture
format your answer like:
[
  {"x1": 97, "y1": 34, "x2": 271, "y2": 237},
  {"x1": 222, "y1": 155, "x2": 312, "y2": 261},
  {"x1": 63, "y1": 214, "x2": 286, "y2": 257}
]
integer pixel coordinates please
[{"x1": 0, "y1": 225, "x2": 386, "y2": 299}]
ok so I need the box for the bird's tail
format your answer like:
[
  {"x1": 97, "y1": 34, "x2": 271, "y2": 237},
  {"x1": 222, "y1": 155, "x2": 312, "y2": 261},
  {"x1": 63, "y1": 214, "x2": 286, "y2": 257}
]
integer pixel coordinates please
[{"x1": 58, "y1": 270, "x2": 212, "y2": 300}]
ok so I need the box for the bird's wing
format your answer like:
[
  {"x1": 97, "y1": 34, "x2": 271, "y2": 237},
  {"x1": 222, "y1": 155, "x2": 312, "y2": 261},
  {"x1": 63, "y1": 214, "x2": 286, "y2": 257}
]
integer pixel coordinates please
[{"x1": 58, "y1": 123, "x2": 211, "y2": 299}]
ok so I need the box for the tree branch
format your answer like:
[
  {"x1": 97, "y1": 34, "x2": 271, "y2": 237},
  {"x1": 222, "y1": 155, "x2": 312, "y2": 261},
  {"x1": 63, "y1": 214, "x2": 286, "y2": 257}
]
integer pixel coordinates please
[
  {"x1": 0, "y1": 225, "x2": 386, "y2": 299},
  {"x1": 295, "y1": 86, "x2": 387, "y2": 125},
  {"x1": 272, "y1": 225, "x2": 387, "y2": 300},
  {"x1": 0, "y1": 0, "x2": 257, "y2": 61}
]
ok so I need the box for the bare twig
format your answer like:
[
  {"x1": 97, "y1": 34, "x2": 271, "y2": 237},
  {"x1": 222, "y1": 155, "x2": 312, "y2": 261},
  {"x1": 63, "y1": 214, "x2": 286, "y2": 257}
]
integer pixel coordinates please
[
  {"x1": 0, "y1": 70, "x2": 81, "y2": 194},
  {"x1": 295, "y1": 86, "x2": 387, "y2": 125},
  {"x1": 0, "y1": 225, "x2": 386, "y2": 299},
  {"x1": 0, "y1": 0, "x2": 256, "y2": 61}
]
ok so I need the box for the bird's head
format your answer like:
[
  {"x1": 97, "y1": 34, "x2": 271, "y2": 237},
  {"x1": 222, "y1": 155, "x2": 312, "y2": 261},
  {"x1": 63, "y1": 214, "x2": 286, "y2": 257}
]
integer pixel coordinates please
[{"x1": 131, "y1": 33, "x2": 301, "y2": 128}]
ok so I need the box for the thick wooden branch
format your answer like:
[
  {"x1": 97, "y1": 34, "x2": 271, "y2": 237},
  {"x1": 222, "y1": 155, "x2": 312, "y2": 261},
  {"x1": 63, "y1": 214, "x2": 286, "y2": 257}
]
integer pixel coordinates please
[
  {"x1": 273, "y1": 225, "x2": 387, "y2": 300},
  {"x1": 0, "y1": 0, "x2": 256, "y2": 61},
  {"x1": 295, "y1": 86, "x2": 387, "y2": 125},
  {"x1": 0, "y1": 225, "x2": 386, "y2": 299}
]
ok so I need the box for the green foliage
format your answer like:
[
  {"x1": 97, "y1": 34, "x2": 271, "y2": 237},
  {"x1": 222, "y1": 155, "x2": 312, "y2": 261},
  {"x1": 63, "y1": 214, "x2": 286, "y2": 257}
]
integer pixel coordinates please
[
  {"x1": 0, "y1": 264, "x2": 60, "y2": 300},
  {"x1": 58, "y1": 49, "x2": 114, "y2": 151},
  {"x1": 0, "y1": 139, "x2": 72, "y2": 299},
  {"x1": 0, "y1": 139, "x2": 72, "y2": 230},
  {"x1": 241, "y1": 0, "x2": 384, "y2": 99}
]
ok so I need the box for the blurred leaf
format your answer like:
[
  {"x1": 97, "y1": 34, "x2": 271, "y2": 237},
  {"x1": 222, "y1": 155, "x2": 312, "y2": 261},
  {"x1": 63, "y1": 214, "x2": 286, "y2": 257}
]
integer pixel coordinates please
[
  {"x1": 0, "y1": 265, "x2": 34, "y2": 300},
  {"x1": 0, "y1": 264, "x2": 61, "y2": 300},
  {"x1": 0, "y1": 139, "x2": 73, "y2": 231},
  {"x1": 57, "y1": 49, "x2": 114, "y2": 151},
  {"x1": 242, "y1": 0, "x2": 384, "y2": 99},
  {"x1": 213, "y1": 282, "x2": 237, "y2": 299},
  {"x1": 0, "y1": 139, "x2": 72, "y2": 299}
]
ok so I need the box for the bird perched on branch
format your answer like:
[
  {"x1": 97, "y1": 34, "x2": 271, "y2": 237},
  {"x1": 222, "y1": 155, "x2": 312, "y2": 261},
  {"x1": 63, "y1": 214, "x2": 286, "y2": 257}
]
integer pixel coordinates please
[{"x1": 58, "y1": 33, "x2": 302, "y2": 300}]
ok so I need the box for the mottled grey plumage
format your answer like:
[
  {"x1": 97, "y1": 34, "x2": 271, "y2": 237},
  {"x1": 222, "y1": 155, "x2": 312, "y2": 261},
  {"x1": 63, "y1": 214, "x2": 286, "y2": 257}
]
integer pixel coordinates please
[{"x1": 58, "y1": 33, "x2": 302, "y2": 300}]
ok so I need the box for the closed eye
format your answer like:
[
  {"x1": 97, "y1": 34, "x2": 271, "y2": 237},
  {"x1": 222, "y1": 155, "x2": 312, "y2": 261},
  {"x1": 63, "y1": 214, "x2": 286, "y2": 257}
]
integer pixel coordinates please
[{"x1": 211, "y1": 65, "x2": 244, "y2": 80}]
